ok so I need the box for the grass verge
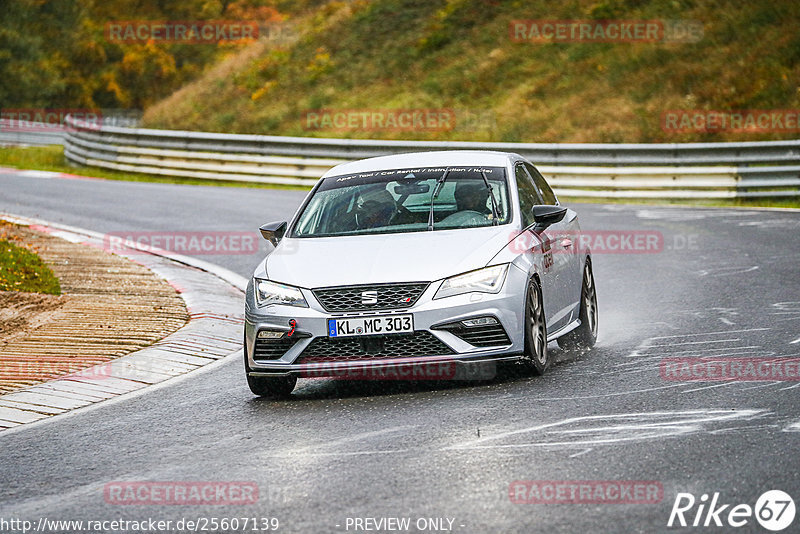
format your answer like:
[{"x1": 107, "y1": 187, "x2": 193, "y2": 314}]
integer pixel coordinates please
[
  {"x1": 0, "y1": 145, "x2": 311, "y2": 191},
  {"x1": 0, "y1": 225, "x2": 61, "y2": 295}
]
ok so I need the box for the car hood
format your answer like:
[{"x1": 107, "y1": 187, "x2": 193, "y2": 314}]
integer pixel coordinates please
[{"x1": 262, "y1": 226, "x2": 514, "y2": 288}]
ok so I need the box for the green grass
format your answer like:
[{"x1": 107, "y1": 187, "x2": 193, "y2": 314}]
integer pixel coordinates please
[
  {"x1": 0, "y1": 237, "x2": 61, "y2": 295},
  {"x1": 0, "y1": 145, "x2": 311, "y2": 191}
]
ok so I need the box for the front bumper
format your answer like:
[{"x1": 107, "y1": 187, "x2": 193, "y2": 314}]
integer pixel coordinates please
[{"x1": 244, "y1": 265, "x2": 528, "y2": 378}]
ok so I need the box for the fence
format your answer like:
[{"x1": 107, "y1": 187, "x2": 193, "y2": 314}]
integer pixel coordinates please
[
  {"x1": 0, "y1": 130, "x2": 65, "y2": 147},
  {"x1": 54, "y1": 116, "x2": 800, "y2": 198}
]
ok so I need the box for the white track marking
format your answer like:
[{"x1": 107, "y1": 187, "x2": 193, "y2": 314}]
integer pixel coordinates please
[
  {"x1": 17, "y1": 170, "x2": 63, "y2": 179},
  {"x1": 643, "y1": 339, "x2": 741, "y2": 348},
  {"x1": 694, "y1": 265, "x2": 759, "y2": 277},
  {"x1": 709, "y1": 424, "x2": 780, "y2": 435},
  {"x1": 444, "y1": 410, "x2": 764, "y2": 450},
  {"x1": 626, "y1": 329, "x2": 770, "y2": 362},
  {"x1": 264, "y1": 449, "x2": 411, "y2": 458},
  {"x1": 642, "y1": 328, "x2": 770, "y2": 341},
  {"x1": 770, "y1": 303, "x2": 800, "y2": 322},
  {"x1": 680, "y1": 382, "x2": 738, "y2": 393},
  {"x1": 613, "y1": 347, "x2": 764, "y2": 368},
  {"x1": 660, "y1": 347, "x2": 763, "y2": 356},
  {"x1": 738, "y1": 381, "x2": 786, "y2": 390},
  {"x1": 738, "y1": 218, "x2": 800, "y2": 229},
  {"x1": 514, "y1": 383, "x2": 688, "y2": 401},
  {"x1": 783, "y1": 421, "x2": 800, "y2": 432}
]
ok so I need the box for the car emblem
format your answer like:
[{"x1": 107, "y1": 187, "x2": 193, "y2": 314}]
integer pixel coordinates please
[{"x1": 361, "y1": 290, "x2": 378, "y2": 305}]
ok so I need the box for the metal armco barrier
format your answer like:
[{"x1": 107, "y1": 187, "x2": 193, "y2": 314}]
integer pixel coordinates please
[
  {"x1": 62, "y1": 116, "x2": 800, "y2": 198},
  {"x1": 0, "y1": 129, "x2": 65, "y2": 147}
]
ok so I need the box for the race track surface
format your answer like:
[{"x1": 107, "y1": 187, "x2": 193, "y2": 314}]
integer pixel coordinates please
[{"x1": 1, "y1": 171, "x2": 799, "y2": 533}]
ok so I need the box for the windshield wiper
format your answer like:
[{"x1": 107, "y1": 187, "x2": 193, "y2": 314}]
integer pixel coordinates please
[
  {"x1": 427, "y1": 168, "x2": 451, "y2": 231},
  {"x1": 480, "y1": 170, "x2": 500, "y2": 225}
]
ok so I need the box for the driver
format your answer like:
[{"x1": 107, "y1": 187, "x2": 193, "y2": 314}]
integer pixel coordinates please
[
  {"x1": 356, "y1": 188, "x2": 397, "y2": 229},
  {"x1": 454, "y1": 182, "x2": 491, "y2": 216}
]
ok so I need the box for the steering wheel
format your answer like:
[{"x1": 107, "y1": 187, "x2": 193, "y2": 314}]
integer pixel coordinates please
[{"x1": 355, "y1": 202, "x2": 397, "y2": 229}]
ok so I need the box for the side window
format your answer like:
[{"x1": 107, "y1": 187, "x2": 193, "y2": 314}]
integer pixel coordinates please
[
  {"x1": 524, "y1": 162, "x2": 558, "y2": 205},
  {"x1": 515, "y1": 164, "x2": 542, "y2": 227}
]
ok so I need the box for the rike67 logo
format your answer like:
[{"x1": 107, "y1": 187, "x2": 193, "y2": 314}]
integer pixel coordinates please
[{"x1": 668, "y1": 490, "x2": 795, "y2": 531}]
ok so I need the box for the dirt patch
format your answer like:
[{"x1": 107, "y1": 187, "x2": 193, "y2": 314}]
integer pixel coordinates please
[
  {"x1": 0, "y1": 291, "x2": 67, "y2": 344},
  {"x1": 0, "y1": 222, "x2": 189, "y2": 394}
]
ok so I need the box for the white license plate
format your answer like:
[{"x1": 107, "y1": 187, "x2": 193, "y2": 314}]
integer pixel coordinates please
[{"x1": 328, "y1": 314, "x2": 413, "y2": 337}]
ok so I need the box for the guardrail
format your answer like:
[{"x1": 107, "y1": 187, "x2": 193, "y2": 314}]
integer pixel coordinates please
[
  {"x1": 0, "y1": 129, "x2": 65, "y2": 147},
  {"x1": 63, "y1": 116, "x2": 800, "y2": 198}
]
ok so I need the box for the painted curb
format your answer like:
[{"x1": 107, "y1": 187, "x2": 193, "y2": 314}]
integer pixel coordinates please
[{"x1": 0, "y1": 213, "x2": 246, "y2": 432}]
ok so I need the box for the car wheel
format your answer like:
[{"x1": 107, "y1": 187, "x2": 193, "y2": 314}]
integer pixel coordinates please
[
  {"x1": 558, "y1": 258, "x2": 598, "y2": 351},
  {"x1": 522, "y1": 277, "x2": 549, "y2": 375},
  {"x1": 246, "y1": 374, "x2": 296, "y2": 398}
]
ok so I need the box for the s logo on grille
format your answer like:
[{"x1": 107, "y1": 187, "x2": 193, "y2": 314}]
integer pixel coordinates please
[{"x1": 361, "y1": 290, "x2": 378, "y2": 305}]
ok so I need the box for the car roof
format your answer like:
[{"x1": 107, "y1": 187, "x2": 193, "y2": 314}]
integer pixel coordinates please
[{"x1": 321, "y1": 150, "x2": 521, "y2": 178}]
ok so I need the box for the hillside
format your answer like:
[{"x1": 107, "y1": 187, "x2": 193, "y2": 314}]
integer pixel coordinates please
[
  {"x1": 141, "y1": 0, "x2": 800, "y2": 143},
  {"x1": 0, "y1": 0, "x2": 317, "y2": 110}
]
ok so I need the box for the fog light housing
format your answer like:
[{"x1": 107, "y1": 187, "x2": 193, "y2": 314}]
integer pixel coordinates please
[
  {"x1": 257, "y1": 330, "x2": 285, "y2": 340},
  {"x1": 462, "y1": 317, "x2": 499, "y2": 328}
]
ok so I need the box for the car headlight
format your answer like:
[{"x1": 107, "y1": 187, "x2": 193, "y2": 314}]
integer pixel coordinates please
[
  {"x1": 434, "y1": 264, "x2": 509, "y2": 300},
  {"x1": 254, "y1": 278, "x2": 308, "y2": 308}
]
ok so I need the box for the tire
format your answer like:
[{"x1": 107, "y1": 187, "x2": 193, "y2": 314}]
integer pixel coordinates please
[
  {"x1": 246, "y1": 374, "x2": 296, "y2": 398},
  {"x1": 558, "y1": 258, "x2": 598, "y2": 351},
  {"x1": 244, "y1": 334, "x2": 296, "y2": 397},
  {"x1": 522, "y1": 277, "x2": 549, "y2": 375}
]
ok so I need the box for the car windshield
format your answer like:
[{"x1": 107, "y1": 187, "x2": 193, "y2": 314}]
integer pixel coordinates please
[{"x1": 291, "y1": 166, "x2": 510, "y2": 238}]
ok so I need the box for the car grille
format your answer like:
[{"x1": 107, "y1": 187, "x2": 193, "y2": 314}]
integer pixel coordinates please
[
  {"x1": 312, "y1": 282, "x2": 429, "y2": 312},
  {"x1": 253, "y1": 337, "x2": 299, "y2": 361},
  {"x1": 295, "y1": 331, "x2": 454, "y2": 363},
  {"x1": 434, "y1": 320, "x2": 511, "y2": 347}
]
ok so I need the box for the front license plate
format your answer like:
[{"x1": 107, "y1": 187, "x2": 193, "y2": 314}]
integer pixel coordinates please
[{"x1": 328, "y1": 314, "x2": 413, "y2": 337}]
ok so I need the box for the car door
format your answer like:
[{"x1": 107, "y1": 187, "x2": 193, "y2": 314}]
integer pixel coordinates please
[
  {"x1": 514, "y1": 162, "x2": 563, "y2": 329},
  {"x1": 524, "y1": 162, "x2": 583, "y2": 328}
]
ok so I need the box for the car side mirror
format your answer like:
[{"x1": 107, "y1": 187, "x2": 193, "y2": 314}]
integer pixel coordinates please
[
  {"x1": 259, "y1": 221, "x2": 287, "y2": 246},
  {"x1": 531, "y1": 205, "x2": 566, "y2": 232}
]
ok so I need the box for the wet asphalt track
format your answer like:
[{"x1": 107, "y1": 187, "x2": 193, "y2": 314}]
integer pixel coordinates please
[{"x1": 1, "y1": 170, "x2": 799, "y2": 533}]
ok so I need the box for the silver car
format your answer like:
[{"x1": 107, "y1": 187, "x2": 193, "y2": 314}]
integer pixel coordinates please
[{"x1": 244, "y1": 151, "x2": 597, "y2": 396}]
